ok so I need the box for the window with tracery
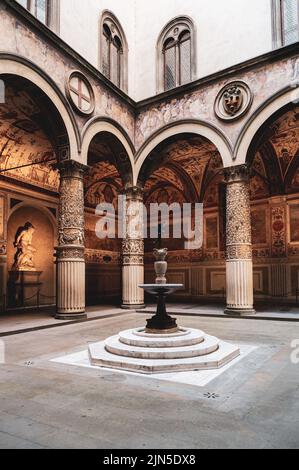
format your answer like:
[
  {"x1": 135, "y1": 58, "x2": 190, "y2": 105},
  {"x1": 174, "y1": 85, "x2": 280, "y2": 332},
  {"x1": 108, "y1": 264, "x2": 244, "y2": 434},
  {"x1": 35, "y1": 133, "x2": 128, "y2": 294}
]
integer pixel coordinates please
[
  {"x1": 100, "y1": 13, "x2": 128, "y2": 92},
  {"x1": 158, "y1": 18, "x2": 195, "y2": 93}
]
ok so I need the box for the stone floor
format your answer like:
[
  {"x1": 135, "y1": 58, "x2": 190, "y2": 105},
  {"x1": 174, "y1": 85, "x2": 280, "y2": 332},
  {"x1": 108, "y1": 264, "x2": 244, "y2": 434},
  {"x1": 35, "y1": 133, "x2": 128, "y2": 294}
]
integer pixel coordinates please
[
  {"x1": 0, "y1": 312, "x2": 298, "y2": 449},
  {"x1": 0, "y1": 306, "x2": 132, "y2": 336},
  {"x1": 139, "y1": 303, "x2": 299, "y2": 322},
  {"x1": 1, "y1": 302, "x2": 298, "y2": 337}
]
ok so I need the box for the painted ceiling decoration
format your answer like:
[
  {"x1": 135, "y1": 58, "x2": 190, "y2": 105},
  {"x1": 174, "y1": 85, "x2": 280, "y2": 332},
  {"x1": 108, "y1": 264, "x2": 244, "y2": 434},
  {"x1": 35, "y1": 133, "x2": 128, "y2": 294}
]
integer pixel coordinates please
[
  {"x1": 87, "y1": 132, "x2": 133, "y2": 188},
  {"x1": 254, "y1": 107, "x2": 299, "y2": 196},
  {"x1": 85, "y1": 138, "x2": 123, "y2": 208},
  {"x1": 0, "y1": 81, "x2": 62, "y2": 192},
  {"x1": 143, "y1": 136, "x2": 224, "y2": 206}
]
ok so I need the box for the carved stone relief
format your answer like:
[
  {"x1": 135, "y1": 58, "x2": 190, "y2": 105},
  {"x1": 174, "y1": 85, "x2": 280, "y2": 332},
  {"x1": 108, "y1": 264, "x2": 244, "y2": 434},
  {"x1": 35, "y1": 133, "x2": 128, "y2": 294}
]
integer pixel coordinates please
[
  {"x1": 58, "y1": 161, "x2": 86, "y2": 250},
  {"x1": 214, "y1": 81, "x2": 253, "y2": 121}
]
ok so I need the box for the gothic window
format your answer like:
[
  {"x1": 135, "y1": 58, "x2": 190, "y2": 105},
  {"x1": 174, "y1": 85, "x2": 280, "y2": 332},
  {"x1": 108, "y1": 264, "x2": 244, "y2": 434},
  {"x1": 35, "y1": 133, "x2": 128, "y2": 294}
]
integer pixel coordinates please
[
  {"x1": 100, "y1": 12, "x2": 128, "y2": 92},
  {"x1": 272, "y1": 0, "x2": 299, "y2": 47},
  {"x1": 158, "y1": 18, "x2": 195, "y2": 93},
  {"x1": 16, "y1": 0, "x2": 60, "y2": 32}
]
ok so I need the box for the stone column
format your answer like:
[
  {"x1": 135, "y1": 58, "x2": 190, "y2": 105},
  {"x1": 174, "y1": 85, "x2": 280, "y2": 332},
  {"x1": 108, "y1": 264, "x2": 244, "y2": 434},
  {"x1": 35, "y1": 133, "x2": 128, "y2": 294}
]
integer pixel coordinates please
[
  {"x1": 55, "y1": 161, "x2": 87, "y2": 320},
  {"x1": 224, "y1": 164, "x2": 255, "y2": 315},
  {"x1": 0, "y1": 194, "x2": 7, "y2": 312},
  {"x1": 0, "y1": 245, "x2": 7, "y2": 312},
  {"x1": 121, "y1": 187, "x2": 145, "y2": 309}
]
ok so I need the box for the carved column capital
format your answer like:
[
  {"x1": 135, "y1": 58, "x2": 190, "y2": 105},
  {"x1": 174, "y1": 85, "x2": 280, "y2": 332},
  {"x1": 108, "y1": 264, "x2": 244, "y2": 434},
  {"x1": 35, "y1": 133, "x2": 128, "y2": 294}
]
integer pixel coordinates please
[
  {"x1": 57, "y1": 160, "x2": 89, "y2": 180},
  {"x1": 224, "y1": 164, "x2": 250, "y2": 184},
  {"x1": 124, "y1": 185, "x2": 144, "y2": 202}
]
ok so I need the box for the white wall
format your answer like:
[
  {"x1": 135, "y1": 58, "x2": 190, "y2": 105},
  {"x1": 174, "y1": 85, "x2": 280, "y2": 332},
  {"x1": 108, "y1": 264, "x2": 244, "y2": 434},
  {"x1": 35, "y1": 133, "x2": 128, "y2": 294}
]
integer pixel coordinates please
[
  {"x1": 59, "y1": 0, "x2": 136, "y2": 96},
  {"x1": 59, "y1": 0, "x2": 273, "y2": 101}
]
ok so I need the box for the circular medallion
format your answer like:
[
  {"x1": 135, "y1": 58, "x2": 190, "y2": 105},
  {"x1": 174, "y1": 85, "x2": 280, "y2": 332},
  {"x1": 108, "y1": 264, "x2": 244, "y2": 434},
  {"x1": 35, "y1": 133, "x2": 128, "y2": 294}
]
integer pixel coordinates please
[
  {"x1": 214, "y1": 81, "x2": 253, "y2": 121},
  {"x1": 66, "y1": 71, "x2": 95, "y2": 116}
]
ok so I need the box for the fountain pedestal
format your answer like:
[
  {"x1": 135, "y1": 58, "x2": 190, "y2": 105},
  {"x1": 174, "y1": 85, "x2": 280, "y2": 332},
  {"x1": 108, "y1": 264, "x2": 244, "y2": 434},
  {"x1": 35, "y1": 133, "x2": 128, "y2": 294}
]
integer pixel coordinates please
[{"x1": 139, "y1": 284, "x2": 183, "y2": 333}]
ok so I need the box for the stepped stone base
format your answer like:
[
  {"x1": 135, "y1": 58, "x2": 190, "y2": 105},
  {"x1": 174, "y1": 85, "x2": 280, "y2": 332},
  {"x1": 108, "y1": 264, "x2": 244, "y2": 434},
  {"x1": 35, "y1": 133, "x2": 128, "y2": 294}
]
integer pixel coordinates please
[{"x1": 88, "y1": 327, "x2": 240, "y2": 375}]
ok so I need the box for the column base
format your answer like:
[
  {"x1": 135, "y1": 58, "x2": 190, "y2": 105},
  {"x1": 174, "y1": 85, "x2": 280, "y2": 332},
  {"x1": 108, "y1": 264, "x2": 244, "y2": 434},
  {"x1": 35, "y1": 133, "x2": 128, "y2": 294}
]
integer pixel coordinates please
[
  {"x1": 55, "y1": 312, "x2": 87, "y2": 321},
  {"x1": 224, "y1": 308, "x2": 256, "y2": 316},
  {"x1": 121, "y1": 304, "x2": 146, "y2": 310}
]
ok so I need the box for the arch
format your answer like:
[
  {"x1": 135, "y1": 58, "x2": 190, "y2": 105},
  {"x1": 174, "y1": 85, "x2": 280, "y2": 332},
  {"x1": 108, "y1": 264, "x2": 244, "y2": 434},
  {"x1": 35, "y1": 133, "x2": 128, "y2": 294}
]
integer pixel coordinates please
[
  {"x1": 8, "y1": 201, "x2": 57, "y2": 239},
  {"x1": 135, "y1": 120, "x2": 233, "y2": 185},
  {"x1": 81, "y1": 117, "x2": 135, "y2": 186},
  {"x1": 156, "y1": 16, "x2": 197, "y2": 93},
  {"x1": 0, "y1": 54, "x2": 80, "y2": 160},
  {"x1": 99, "y1": 10, "x2": 129, "y2": 92},
  {"x1": 235, "y1": 86, "x2": 299, "y2": 163}
]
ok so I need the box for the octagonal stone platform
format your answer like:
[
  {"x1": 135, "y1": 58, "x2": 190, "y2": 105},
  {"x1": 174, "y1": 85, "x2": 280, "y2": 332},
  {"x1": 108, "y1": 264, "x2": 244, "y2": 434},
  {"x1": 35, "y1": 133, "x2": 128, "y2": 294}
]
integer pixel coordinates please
[{"x1": 88, "y1": 328, "x2": 240, "y2": 375}]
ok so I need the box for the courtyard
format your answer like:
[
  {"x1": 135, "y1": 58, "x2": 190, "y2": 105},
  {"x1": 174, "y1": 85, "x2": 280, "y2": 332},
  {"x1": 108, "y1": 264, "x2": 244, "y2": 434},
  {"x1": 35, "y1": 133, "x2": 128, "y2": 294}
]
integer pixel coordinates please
[{"x1": 0, "y1": 312, "x2": 298, "y2": 449}]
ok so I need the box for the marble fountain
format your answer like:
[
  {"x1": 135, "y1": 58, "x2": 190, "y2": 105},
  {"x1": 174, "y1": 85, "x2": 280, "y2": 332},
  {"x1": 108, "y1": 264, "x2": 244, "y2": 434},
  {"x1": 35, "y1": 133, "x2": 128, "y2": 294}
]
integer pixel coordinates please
[{"x1": 89, "y1": 249, "x2": 240, "y2": 374}]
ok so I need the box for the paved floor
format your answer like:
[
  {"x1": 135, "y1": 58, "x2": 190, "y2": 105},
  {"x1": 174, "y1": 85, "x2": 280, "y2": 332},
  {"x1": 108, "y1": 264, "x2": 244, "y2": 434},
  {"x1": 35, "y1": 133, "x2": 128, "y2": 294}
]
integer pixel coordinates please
[
  {"x1": 0, "y1": 306, "x2": 132, "y2": 336},
  {"x1": 140, "y1": 303, "x2": 299, "y2": 322},
  {"x1": 1, "y1": 302, "x2": 298, "y2": 337},
  {"x1": 0, "y1": 312, "x2": 298, "y2": 449}
]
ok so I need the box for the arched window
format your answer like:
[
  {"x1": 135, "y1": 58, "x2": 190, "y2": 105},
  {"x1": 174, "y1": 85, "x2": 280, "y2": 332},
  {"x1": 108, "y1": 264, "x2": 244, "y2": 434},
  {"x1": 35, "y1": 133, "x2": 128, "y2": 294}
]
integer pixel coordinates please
[
  {"x1": 272, "y1": 0, "x2": 299, "y2": 47},
  {"x1": 17, "y1": 0, "x2": 60, "y2": 32},
  {"x1": 100, "y1": 12, "x2": 128, "y2": 92},
  {"x1": 158, "y1": 17, "x2": 195, "y2": 93}
]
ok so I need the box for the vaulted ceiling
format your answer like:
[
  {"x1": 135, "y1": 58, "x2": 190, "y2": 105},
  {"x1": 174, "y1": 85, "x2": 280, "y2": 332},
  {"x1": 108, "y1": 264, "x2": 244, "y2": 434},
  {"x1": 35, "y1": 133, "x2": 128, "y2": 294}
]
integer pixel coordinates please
[
  {"x1": 142, "y1": 135, "x2": 224, "y2": 207},
  {"x1": 250, "y1": 107, "x2": 299, "y2": 199},
  {"x1": 0, "y1": 79, "x2": 60, "y2": 192}
]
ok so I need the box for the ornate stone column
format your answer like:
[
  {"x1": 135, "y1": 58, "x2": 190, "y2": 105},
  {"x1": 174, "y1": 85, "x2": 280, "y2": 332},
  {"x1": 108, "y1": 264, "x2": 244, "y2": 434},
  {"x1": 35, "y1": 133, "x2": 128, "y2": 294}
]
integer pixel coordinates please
[
  {"x1": 55, "y1": 161, "x2": 87, "y2": 320},
  {"x1": 0, "y1": 193, "x2": 7, "y2": 312},
  {"x1": 121, "y1": 187, "x2": 145, "y2": 309},
  {"x1": 224, "y1": 165, "x2": 255, "y2": 315}
]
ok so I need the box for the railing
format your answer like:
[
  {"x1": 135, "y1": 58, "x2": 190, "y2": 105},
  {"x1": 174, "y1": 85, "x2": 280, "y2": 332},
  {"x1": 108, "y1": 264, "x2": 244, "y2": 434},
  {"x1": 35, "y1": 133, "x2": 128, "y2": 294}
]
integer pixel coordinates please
[{"x1": 1, "y1": 291, "x2": 56, "y2": 313}]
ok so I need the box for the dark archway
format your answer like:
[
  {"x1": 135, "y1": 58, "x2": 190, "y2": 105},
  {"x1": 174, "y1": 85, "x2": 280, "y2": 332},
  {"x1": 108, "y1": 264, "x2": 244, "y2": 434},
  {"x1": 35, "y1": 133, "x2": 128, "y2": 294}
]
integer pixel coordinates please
[
  {"x1": 246, "y1": 102, "x2": 299, "y2": 305},
  {"x1": 84, "y1": 131, "x2": 133, "y2": 306},
  {"x1": 138, "y1": 133, "x2": 225, "y2": 303}
]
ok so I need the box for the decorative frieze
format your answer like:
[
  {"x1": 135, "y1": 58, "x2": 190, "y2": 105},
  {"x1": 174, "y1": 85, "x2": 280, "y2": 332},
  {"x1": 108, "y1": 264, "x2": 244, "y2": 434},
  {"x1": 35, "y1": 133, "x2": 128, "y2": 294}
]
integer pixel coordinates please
[
  {"x1": 56, "y1": 246, "x2": 85, "y2": 260},
  {"x1": 271, "y1": 206, "x2": 287, "y2": 258},
  {"x1": 226, "y1": 245, "x2": 252, "y2": 260},
  {"x1": 85, "y1": 249, "x2": 121, "y2": 265}
]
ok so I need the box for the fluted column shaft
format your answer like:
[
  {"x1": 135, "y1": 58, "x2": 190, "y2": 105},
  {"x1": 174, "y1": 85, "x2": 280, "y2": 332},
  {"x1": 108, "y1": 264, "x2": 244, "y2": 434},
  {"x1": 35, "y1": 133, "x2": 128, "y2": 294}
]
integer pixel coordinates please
[
  {"x1": 56, "y1": 161, "x2": 87, "y2": 320},
  {"x1": 225, "y1": 165, "x2": 255, "y2": 315},
  {"x1": 121, "y1": 187, "x2": 145, "y2": 309}
]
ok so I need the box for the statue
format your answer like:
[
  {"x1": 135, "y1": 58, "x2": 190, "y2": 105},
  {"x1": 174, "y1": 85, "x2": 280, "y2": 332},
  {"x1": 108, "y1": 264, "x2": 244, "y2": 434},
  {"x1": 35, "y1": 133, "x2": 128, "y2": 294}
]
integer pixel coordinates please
[{"x1": 12, "y1": 222, "x2": 37, "y2": 272}]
